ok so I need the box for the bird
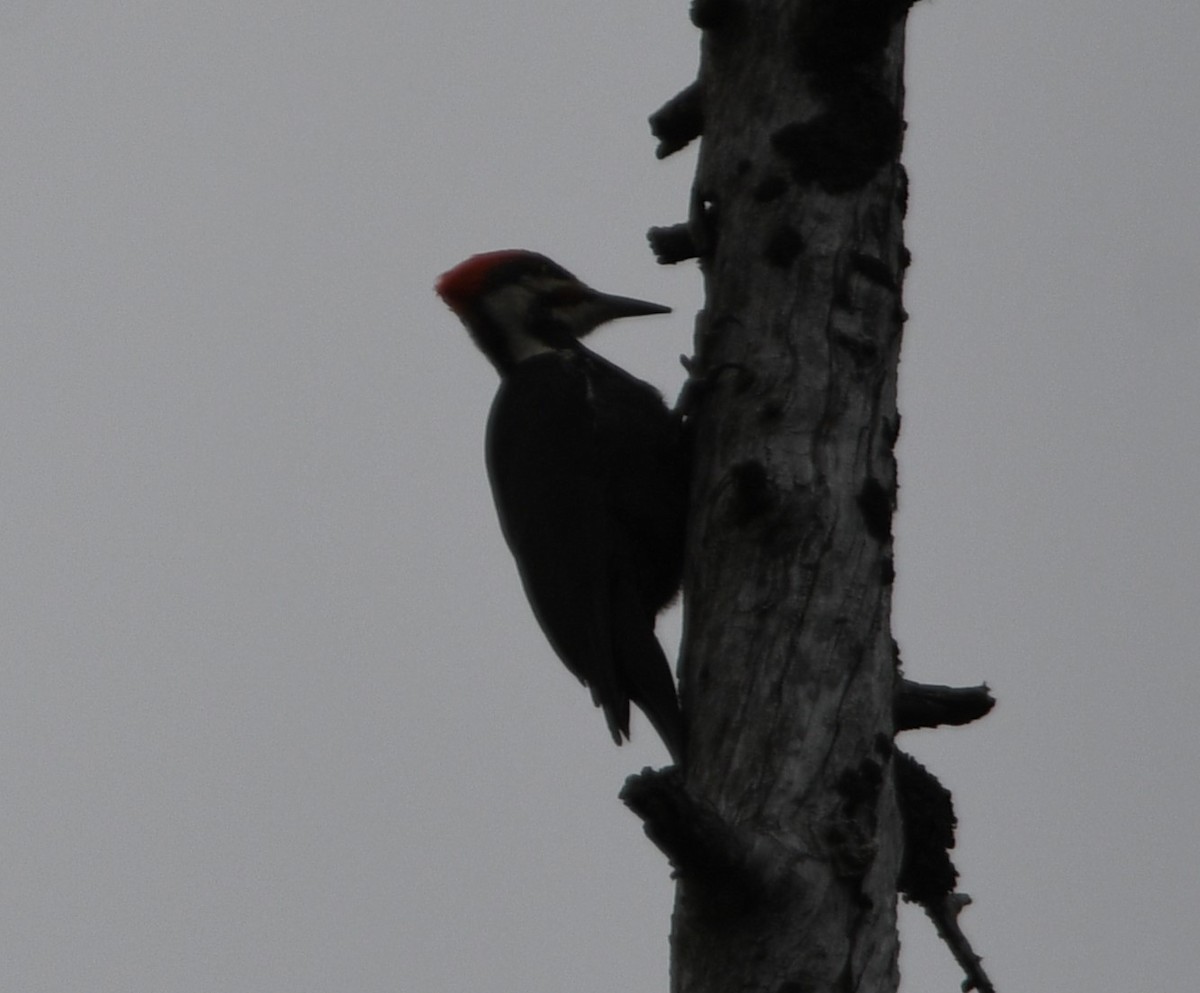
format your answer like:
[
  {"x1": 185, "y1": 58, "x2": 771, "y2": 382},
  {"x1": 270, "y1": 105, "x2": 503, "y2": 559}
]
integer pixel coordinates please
[{"x1": 436, "y1": 250, "x2": 687, "y2": 764}]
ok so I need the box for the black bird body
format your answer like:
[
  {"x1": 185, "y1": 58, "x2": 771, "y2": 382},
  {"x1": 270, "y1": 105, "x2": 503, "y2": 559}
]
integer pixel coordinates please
[{"x1": 437, "y1": 251, "x2": 686, "y2": 762}]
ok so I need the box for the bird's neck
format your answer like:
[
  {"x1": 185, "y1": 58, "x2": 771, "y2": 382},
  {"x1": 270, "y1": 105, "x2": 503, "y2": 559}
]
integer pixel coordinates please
[{"x1": 501, "y1": 324, "x2": 564, "y2": 365}]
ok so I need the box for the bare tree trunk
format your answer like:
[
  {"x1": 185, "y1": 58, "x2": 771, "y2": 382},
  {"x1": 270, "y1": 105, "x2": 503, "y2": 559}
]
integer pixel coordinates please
[{"x1": 646, "y1": 3, "x2": 912, "y2": 991}]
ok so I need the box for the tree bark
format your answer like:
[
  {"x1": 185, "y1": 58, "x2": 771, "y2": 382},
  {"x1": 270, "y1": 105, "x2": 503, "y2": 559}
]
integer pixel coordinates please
[{"x1": 662, "y1": 3, "x2": 911, "y2": 991}]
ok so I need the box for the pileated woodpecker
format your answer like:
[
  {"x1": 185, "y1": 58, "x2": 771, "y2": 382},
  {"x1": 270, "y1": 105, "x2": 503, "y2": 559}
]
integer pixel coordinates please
[{"x1": 436, "y1": 250, "x2": 687, "y2": 763}]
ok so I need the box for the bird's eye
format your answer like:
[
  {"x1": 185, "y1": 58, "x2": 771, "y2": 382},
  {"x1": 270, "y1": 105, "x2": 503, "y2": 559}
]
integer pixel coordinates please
[{"x1": 545, "y1": 282, "x2": 588, "y2": 307}]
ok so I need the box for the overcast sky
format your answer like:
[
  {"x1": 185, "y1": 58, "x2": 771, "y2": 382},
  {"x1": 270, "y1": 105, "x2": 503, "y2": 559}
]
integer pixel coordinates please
[{"x1": 2, "y1": 2, "x2": 1198, "y2": 991}]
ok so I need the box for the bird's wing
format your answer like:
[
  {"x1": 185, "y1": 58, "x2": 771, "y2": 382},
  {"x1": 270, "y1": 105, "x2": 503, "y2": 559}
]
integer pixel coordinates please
[{"x1": 484, "y1": 353, "x2": 630, "y2": 742}]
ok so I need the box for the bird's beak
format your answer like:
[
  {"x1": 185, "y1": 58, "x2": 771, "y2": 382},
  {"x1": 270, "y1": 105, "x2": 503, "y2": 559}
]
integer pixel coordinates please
[{"x1": 589, "y1": 291, "x2": 672, "y2": 322}]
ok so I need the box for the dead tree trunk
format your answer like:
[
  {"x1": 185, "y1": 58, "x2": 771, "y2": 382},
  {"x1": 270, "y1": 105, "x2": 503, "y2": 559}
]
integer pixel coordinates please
[
  {"x1": 641, "y1": 3, "x2": 913, "y2": 991},
  {"x1": 626, "y1": 3, "x2": 998, "y2": 989}
]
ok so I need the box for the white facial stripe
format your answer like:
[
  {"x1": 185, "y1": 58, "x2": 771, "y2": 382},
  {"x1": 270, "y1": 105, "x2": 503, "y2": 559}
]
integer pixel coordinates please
[
  {"x1": 505, "y1": 330, "x2": 558, "y2": 362},
  {"x1": 484, "y1": 282, "x2": 561, "y2": 363}
]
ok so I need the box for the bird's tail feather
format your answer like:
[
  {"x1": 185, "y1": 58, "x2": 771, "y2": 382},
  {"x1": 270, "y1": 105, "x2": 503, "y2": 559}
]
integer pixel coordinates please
[{"x1": 609, "y1": 575, "x2": 685, "y2": 766}]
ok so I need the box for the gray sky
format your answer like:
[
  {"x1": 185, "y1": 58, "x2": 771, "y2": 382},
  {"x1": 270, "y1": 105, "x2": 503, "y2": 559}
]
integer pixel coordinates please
[{"x1": 2, "y1": 2, "x2": 1197, "y2": 991}]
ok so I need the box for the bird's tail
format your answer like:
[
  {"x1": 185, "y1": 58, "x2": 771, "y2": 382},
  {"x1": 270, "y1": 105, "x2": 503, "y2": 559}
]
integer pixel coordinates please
[{"x1": 610, "y1": 574, "x2": 686, "y2": 767}]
